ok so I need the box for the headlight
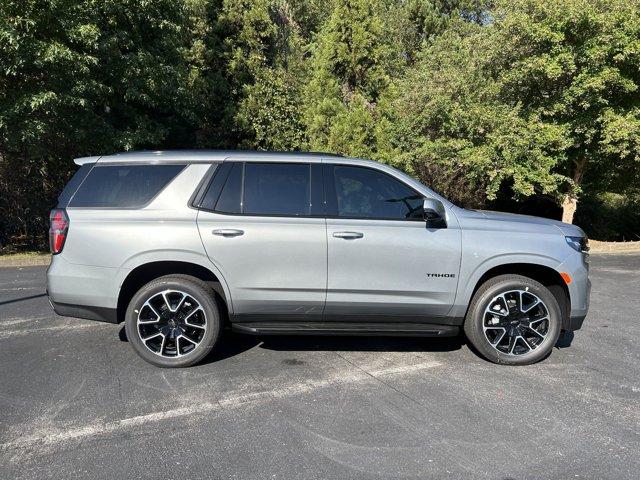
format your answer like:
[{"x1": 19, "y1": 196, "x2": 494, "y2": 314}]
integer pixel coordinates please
[{"x1": 566, "y1": 236, "x2": 589, "y2": 253}]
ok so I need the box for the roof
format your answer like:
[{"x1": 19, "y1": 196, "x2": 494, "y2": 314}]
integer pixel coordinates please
[{"x1": 74, "y1": 150, "x2": 344, "y2": 165}]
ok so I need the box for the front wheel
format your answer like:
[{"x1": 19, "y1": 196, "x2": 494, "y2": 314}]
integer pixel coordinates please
[
  {"x1": 125, "y1": 275, "x2": 221, "y2": 368},
  {"x1": 464, "y1": 274, "x2": 562, "y2": 365}
]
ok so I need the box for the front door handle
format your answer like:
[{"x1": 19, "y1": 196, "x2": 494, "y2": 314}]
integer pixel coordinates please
[
  {"x1": 212, "y1": 228, "x2": 244, "y2": 237},
  {"x1": 332, "y1": 231, "x2": 364, "y2": 239}
]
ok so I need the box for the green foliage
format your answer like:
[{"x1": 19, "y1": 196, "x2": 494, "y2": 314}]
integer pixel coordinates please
[
  {"x1": 237, "y1": 67, "x2": 306, "y2": 150},
  {"x1": 0, "y1": 0, "x2": 639, "y2": 247},
  {"x1": 0, "y1": 0, "x2": 195, "y2": 246},
  {"x1": 491, "y1": 0, "x2": 640, "y2": 197},
  {"x1": 304, "y1": 0, "x2": 389, "y2": 156},
  {"x1": 382, "y1": 0, "x2": 640, "y2": 217}
]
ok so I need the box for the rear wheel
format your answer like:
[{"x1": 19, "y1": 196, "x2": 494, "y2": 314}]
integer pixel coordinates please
[
  {"x1": 125, "y1": 275, "x2": 221, "y2": 367},
  {"x1": 464, "y1": 274, "x2": 562, "y2": 365}
]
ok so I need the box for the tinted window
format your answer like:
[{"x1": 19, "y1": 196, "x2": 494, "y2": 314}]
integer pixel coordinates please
[
  {"x1": 199, "y1": 163, "x2": 231, "y2": 210},
  {"x1": 57, "y1": 163, "x2": 94, "y2": 207},
  {"x1": 331, "y1": 166, "x2": 423, "y2": 220},
  {"x1": 69, "y1": 164, "x2": 184, "y2": 208},
  {"x1": 243, "y1": 163, "x2": 310, "y2": 216},
  {"x1": 215, "y1": 163, "x2": 242, "y2": 214}
]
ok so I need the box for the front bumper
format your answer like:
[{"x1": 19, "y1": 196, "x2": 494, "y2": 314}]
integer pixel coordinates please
[
  {"x1": 568, "y1": 314, "x2": 587, "y2": 331},
  {"x1": 559, "y1": 252, "x2": 591, "y2": 329}
]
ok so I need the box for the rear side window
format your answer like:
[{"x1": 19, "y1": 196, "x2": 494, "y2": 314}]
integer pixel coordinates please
[
  {"x1": 200, "y1": 162, "x2": 316, "y2": 216},
  {"x1": 69, "y1": 164, "x2": 185, "y2": 208},
  {"x1": 244, "y1": 163, "x2": 310, "y2": 216}
]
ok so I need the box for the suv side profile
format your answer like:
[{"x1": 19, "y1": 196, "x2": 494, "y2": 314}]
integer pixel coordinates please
[{"x1": 47, "y1": 151, "x2": 590, "y2": 367}]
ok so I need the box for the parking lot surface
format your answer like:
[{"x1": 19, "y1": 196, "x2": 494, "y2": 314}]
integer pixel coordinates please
[{"x1": 0, "y1": 254, "x2": 638, "y2": 479}]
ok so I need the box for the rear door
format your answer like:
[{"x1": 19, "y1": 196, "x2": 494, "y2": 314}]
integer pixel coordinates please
[
  {"x1": 323, "y1": 163, "x2": 462, "y2": 320},
  {"x1": 196, "y1": 160, "x2": 327, "y2": 319}
]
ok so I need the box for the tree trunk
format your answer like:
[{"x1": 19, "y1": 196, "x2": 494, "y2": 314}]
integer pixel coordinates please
[
  {"x1": 561, "y1": 157, "x2": 587, "y2": 224},
  {"x1": 561, "y1": 195, "x2": 578, "y2": 224}
]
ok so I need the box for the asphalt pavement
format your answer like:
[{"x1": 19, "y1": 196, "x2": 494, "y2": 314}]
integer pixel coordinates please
[{"x1": 0, "y1": 255, "x2": 638, "y2": 479}]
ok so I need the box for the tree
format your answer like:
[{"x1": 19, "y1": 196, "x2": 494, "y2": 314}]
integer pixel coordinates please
[
  {"x1": 304, "y1": 0, "x2": 389, "y2": 156},
  {"x1": 0, "y1": 0, "x2": 195, "y2": 247},
  {"x1": 383, "y1": 0, "x2": 640, "y2": 222},
  {"x1": 382, "y1": 0, "x2": 491, "y2": 68},
  {"x1": 198, "y1": 0, "x2": 308, "y2": 150},
  {"x1": 488, "y1": 0, "x2": 640, "y2": 223},
  {"x1": 381, "y1": 21, "x2": 567, "y2": 207}
]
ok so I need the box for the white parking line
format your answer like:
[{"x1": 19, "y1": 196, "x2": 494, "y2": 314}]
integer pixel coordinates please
[
  {"x1": 0, "y1": 322, "x2": 107, "y2": 339},
  {"x1": 1, "y1": 360, "x2": 441, "y2": 454},
  {"x1": 0, "y1": 316, "x2": 54, "y2": 327}
]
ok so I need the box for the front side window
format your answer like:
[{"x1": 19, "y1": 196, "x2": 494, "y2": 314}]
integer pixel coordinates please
[
  {"x1": 329, "y1": 165, "x2": 423, "y2": 220},
  {"x1": 69, "y1": 164, "x2": 185, "y2": 208}
]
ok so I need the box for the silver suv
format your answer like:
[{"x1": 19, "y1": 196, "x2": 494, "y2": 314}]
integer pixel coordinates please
[{"x1": 47, "y1": 151, "x2": 590, "y2": 367}]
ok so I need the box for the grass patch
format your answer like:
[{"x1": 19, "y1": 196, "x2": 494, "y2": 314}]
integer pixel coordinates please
[
  {"x1": 0, "y1": 251, "x2": 51, "y2": 267},
  {"x1": 589, "y1": 240, "x2": 640, "y2": 253}
]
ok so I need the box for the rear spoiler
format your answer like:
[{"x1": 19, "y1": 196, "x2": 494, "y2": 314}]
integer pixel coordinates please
[{"x1": 74, "y1": 155, "x2": 101, "y2": 166}]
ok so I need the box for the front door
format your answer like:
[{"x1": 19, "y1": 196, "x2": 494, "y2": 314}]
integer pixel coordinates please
[
  {"x1": 197, "y1": 161, "x2": 327, "y2": 318},
  {"x1": 323, "y1": 164, "x2": 461, "y2": 320}
]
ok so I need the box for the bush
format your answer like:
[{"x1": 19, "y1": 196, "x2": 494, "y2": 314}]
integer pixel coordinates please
[{"x1": 574, "y1": 193, "x2": 640, "y2": 241}]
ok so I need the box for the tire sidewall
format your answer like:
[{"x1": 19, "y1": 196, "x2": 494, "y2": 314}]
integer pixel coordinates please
[
  {"x1": 465, "y1": 276, "x2": 562, "y2": 365},
  {"x1": 125, "y1": 277, "x2": 220, "y2": 368}
]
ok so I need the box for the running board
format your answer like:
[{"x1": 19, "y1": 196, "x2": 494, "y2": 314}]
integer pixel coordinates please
[{"x1": 231, "y1": 322, "x2": 459, "y2": 337}]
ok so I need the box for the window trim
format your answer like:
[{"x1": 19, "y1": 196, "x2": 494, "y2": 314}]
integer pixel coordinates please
[
  {"x1": 323, "y1": 163, "x2": 426, "y2": 222},
  {"x1": 67, "y1": 163, "x2": 188, "y2": 210},
  {"x1": 198, "y1": 161, "x2": 326, "y2": 219},
  {"x1": 188, "y1": 162, "x2": 221, "y2": 209}
]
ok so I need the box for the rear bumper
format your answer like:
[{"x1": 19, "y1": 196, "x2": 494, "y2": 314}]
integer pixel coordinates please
[
  {"x1": 48, "y1": 296, "x2": 118, "y2": 323},
  {"x1": 47, "y1": 254, "x2": 120, "y2": 307},
  {"x1": 47, "y1": 254, "x2": 121, "y2": 323}
]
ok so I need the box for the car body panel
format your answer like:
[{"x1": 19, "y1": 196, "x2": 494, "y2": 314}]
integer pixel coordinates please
[
  {"x1": 197, "y1": 212, "x2": 327, "y2": 315},
  {"x1": 324, "y1": 217, "x2": 461, "y2": 318},
  {"x1": 46, "y1": 150, "x2": 591, "y2": 332}
]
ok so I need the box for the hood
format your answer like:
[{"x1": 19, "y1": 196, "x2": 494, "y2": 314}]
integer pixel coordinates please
[{"x1": 454, "y1": 208, "x2": 586, "y2": 237}]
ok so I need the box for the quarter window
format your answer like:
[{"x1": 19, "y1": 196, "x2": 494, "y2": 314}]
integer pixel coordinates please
[
  {"x1": 330, "y1": 166, "x2": 423, "y2": 220},
  {"x1": 69, "y1": 164, "x2": 185, "y2": 208},
  {"x1": 215, "y1": 163, "x2": 243, "y2": 214}
]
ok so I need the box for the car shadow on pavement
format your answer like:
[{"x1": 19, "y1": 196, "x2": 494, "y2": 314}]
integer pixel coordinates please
[
  {"x1": 259, "y1": 334, "x2": 464, "y2": 354},
  {"x1": 0, "y1": 292, "x2": 47, "y2": 306},
  {"x1": 118, "y1": 326, "x2": 263, "y2": 363},
  {"x1": 117, "y1": 324, "x2": 572, "y2": 364},
  {"x1": 555, "y1": 330, "x2": 575, "y2": 348}
]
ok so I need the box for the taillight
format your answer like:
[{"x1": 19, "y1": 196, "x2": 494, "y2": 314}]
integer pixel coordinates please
[{"x1": 49, "y1": 209, "x2": 69, "y2": 254}]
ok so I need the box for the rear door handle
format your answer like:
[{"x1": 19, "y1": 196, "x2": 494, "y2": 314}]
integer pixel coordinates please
[
  {"x1": 212, "y1": 228, "x2": 244, "y2": 237},
  {"x1": 332, "y1": 231, "x2": 364, "y2": 239}
]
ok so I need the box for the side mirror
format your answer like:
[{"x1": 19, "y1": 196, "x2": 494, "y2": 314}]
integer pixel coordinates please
[{"x1": 423, "y1": 198, "x2": 447, "y2": 229}]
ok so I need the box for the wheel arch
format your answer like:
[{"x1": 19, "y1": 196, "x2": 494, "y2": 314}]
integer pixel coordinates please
[
  {"x1": 465, "y1": 262, "x2": 571, "y2": 330},
  {"x1": 116, "y1": 260, "x2": 232, "y2": 324}
]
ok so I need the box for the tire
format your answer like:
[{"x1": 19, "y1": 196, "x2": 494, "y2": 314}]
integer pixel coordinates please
[
  {"x1": 463, "y1": 274, "x2": 562, "y2": 365},
  {"x1": 125, "y1": 274, "x2": 221, "y2": 368}
]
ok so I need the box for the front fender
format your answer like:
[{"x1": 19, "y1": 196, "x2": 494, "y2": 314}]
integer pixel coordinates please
[{"x1": 451, "y1": 252, "x2": 565, "y2": 318}]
